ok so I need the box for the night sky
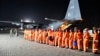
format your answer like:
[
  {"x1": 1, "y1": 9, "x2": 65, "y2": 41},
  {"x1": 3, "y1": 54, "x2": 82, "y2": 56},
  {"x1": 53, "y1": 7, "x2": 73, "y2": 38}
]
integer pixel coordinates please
[{"x1": 0, "y1": 0, "x2": 100, "y2": 27}]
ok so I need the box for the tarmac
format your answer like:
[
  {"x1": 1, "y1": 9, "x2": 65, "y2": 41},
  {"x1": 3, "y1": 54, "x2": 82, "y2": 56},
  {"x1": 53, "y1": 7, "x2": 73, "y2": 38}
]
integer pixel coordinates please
[{"x1": 0, "y1": 34, "x2": 100, "y2": 56}]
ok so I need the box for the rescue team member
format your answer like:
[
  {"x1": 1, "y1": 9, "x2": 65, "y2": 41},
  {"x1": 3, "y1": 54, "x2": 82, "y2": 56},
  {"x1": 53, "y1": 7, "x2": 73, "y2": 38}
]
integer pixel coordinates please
[
  {"x1": 92, "y1": 29, "x2": 99, "y2": 54},
  {"x1": 52, "y1": 30, "x2": 57, "y2": 46},
  {"x1": 77, "y1": 29, "x2": 83, "y2": 51},
  {"x1": 47, "y1": 29, "x2": 52, "y2": 45},
  {"x1": 24, "y1": 29, "x2": 28, "y2": 39},
  {"x1": 64, "y1": 30, "x2": 69, "y2": 48},
  {"x1": 73, "y1": 27, "x2": 78, "y2": 49},
  {"x1": 31, "y1": 30, "x2": 35, "y2": 41},
  {"x1": 28, "y1": 29, "x2": 32, "y2": 40},
  {"x1": 34, "y1": 29, "x2": 38, "y2": 42},
  {"x1": 46, "y1": 29, "x2": 53, "y2": 45},
  {"x1": 58, "y1": 30, "x2": 63, "y2": 47},
  {"x1": 46, "y1": 30, "x2": 49, "y2": 45},
  {"x1": 42, "y1": 30, "x2": 46, "y2": 44},
  {"x1": 48, "y1": 30, "x2": 54, "y2": 46},
  {"x1": 62, "y1": 31, "x2": 66, "y2": 47},
  {"x1": 83, "y1": 28, "x2": 90, "y2": 52},
  {"x1": 38, "y1": 29, "x2": 42, "y2": 43},
  {"x1": 54, "y1": 30, "x2": 59, "y2": 46},
  {"x1": 69, "y1": 29, "x2": 74, "y2": 49}
]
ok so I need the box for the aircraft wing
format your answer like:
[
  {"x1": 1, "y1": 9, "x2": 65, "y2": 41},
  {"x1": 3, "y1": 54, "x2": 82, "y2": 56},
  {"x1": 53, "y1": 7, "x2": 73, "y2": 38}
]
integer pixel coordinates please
[
  {"x1": 0, "y1": 20, "x2": 38, "y2": 26},
  {"x1": 0, "y1": 21, "x2": 41, "y2": 29},
  {"x1": 0, "y1": 21, "x2": 22, "y2": 26}
]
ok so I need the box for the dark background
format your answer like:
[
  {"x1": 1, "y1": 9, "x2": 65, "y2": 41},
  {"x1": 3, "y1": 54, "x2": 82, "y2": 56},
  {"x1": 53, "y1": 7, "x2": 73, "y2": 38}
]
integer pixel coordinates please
[{"x1": 0, "y1": 0, "x2": 100, "y2": 28}]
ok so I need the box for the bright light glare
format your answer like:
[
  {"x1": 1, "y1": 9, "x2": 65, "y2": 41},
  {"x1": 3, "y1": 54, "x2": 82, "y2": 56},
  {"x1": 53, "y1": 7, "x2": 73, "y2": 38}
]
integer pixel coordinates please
[
  {"x1": 25, "y1": 19, "x2": 31, "y2": 22},
  {"x1": 45, "y1": 18, "x2": 48, "y2": 20}
]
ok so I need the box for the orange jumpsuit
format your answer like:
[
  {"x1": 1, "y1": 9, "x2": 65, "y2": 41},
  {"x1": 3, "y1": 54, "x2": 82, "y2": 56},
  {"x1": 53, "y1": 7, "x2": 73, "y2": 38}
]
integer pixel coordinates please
[
  {"x1": 73, "y1": 32, "x2": 78, "y2": 49},
  {"x1": 77, "y1": 30, "x2": 83, "y2": 50},
  {"x1": 25, "y1": 30, "x2": 29, "y2": 40},
  {"x1": 58, "y1": 31, "x2": 63, "y2": 47},
  {"x1": 69, "y1": 31, "x2": 74, "y2": 49},
  {"x1": 52, "y1": 31, "x2": 56, "y2": 46},
  {"x1": 27, "y1": 30, "x2": 32, "y2": 40},
  {"x1": 46, "y1": 30, "x2": 49, "y2": 45},
  {"x1": 83, "y1": 31, "x2": 89, "y2": 52},
  {"x1": 34, "y1": 30, "x2": 38, "y2": 42},
  {"x1": 48, "y1": 30, "x2": 54, "y2": 46},
  {"x1": 31, "y1": 30, "x2": 35, "y2": 41},
  {"x1": 65, "y1": 32, "x2": 69, "y2": 48},
  {"x1": 62, "y1": 32, "x2": 66, "y2": 47},
  {"x1": 42, "y1": 30, "x2": 46, "y2": 44},
  {"x1": 54, "y1": 31, "x2": 59, "y2": 46},
  {"x1": 38, "y1": 30, "x2": 43, "y2": 43},
  {"x1": 92, "y1": 31, "x2": 99, "y2": 53}
]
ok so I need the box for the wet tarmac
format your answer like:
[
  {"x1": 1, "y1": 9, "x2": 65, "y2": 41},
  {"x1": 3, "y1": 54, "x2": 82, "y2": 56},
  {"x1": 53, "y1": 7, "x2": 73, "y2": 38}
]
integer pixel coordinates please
[{"x1": 0, "y1": 34, "x2": 100, "y2": 56}]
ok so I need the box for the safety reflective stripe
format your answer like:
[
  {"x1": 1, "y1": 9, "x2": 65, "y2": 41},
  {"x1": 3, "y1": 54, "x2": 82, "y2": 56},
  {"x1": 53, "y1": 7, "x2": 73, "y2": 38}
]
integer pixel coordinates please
[
  {"x1": 94, "y1": 40, "x2": 99, "y2": 42},
  {"x1": 93, "y1": 49, "x2": 98, "y2": 50}
]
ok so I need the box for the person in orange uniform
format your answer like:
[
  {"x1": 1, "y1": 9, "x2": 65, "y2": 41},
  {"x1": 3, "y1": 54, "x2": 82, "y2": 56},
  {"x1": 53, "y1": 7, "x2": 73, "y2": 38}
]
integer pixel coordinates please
[
  {"x1": 27, "y1": 29, "x2": 32, "y2": 40},
  {"x1": 42, "y1": 30, "x2": 46, "y2": 44},
  {"x1": 54, "y1": 30, "x2": 59, "y2": 46},
  {"x1": 52, "y1": 30, "x2": 56, "y2": 46},
  {"x1": 46, "y1": 29, "x2": 49, "y2": 45},
  {"x1": 52, "y1": 30, "x2": 55, "y2": 46},
  {"x1": 77, "y1": 29, "x2": 83, "y2": 51},
  {"x1": 83, "y1": 28, "x2": 90, "y2": 52},
  {"x1": 38, "y1": 29, "x2": 43, "y2": 43},
  {"x1": 73, "y1": 27, "x2": 78, "y2": 49},
  {"x1": 34, "y1": 29, "x2": 38, "y2": 42},
  {"x1": 31, "y1": 30, "x2": 35, "y2": 41},
  {"x1": 46, "y1": 29, "x2": 52, "y2": 45},
  {"x1": 69, "y1": 29, "x2": 74, "y2": 49},
  {"x1": 92, "y1": 29, "x2": 99, "y2": 54},
  {"x1": 62, "y1": 30, "x2": 66, "y2": 47},
  {"x1": 58, "y1": 30, "x2": 63, "y2": 47},
  {"x1": 64, "y1": 30, "x2": 69, "y2": 48},
  {"x1": 98, "y1": 30, "x2": 100, "y2": 48},
  {"x1": 25, "y1": 29, "x2": 29, "y2": 40},
  {"x1": 48, "y1": 30, "x2": 54, "y2": 46}
]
